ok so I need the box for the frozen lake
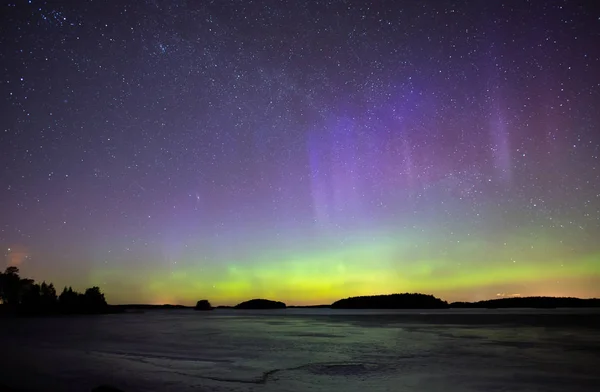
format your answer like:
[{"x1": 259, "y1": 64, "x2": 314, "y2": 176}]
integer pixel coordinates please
[{"x1": 1, "y1": 309, "x2": 599, "y2": 391}]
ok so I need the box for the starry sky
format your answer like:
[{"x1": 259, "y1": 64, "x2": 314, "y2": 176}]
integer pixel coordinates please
[{"x1": 1, "y1": 0, "x2": 599, "y2": 306}]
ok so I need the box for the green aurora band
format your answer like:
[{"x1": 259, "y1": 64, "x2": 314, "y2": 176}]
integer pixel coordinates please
[{"x1": 82, "y1": 228, "x2": 600, "y2": 305}]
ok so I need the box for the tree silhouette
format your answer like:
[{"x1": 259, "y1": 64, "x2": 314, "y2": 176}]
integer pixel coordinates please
[
  {"x1": 0, "y1": 266, "x2": 23, "y2": 306},
  {"x1": 84, "y1": 286, "x2": 108, "y2": 311},
  {"x1": 0, "y1": 267, "x2": 110, "y2": 315},
  {"x1": 40, "y1": 281, "x2": 58, "y2": 308},
  {"x1": 6, "y1": 266, "x2": 18, "y2": 275},
  {"x1": 194, "y1": 299, "x2": 213, "y2": 311},
  {"x1": 20, "y1": 280, "x2": 41, "y2": 309},
  {"x1": 234, "y1": 299, "x2": 286, "y2": 309},
  {"x1": 59, "y1": 286, "x2": 81, "y2": 312},
  {"x1": 56, "y1": 286, "x2": 109, "y2": 314},
  {"x1": 331, "y1": 293, "x2": 449, "y2": 309},
  {"x1": 0, "y1": 270, "x2": 5, "y2": 305}
]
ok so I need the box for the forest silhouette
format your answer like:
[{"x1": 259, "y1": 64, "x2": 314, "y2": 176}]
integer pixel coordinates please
[{"x1": 0, "y1": 266, "x2": 109, "y2": 315}]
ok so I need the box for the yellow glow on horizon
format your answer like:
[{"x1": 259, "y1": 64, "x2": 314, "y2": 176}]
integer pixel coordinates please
[{"x1": 85, "y1": 230, "x2": 600, "y2": 306}]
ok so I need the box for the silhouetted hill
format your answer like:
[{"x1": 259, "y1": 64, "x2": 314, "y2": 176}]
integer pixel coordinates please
[
  {"x1": 194, "y1": 299, "x2": 213, "y2": 311},
  {"x1": 234, "y1": 299, "x2": 286, "y2": 309},
  {"x1": 331, "y1": 293, "x2": 449, "y2": 309},
  {"x1": 451, "y1": 296, "x2": 600, "y2": 309}
]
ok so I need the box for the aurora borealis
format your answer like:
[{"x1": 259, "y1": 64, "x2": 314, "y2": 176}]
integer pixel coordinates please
[{"x1": 1, "y1": 1, "x2": 599, "y2": 306}]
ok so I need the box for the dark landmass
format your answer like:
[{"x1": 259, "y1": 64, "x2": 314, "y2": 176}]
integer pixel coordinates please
[
  {"x1": 451, "y1": 296, "x2": 600, "y2": 309},
  {"x1": 216, "y1": 305, "x2": 233, "y2": 309},
  {"x1": 288, "y1": 304, "x2": 331, "y2": 308},
  {"x1": 0, "y1": 266, "x2": 112, "y2": 316},
  {"x1": 234, "y1": 298, "x2": 286, "y2": 309},
  {"x1": 194, "y1": 299, "x2": 213, "y2": 311},
  {"x1": 331, "y1": 293, "x2": 449, "y2": 309}
]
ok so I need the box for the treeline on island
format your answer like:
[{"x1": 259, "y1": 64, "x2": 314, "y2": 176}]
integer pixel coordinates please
[
  {"x1": 191, "y1": 295, "x2": 450, "y2": 311},
  {"x1": 192, "y1": 298, "x2": 286, "y2": 310},
  {"x1": 0, "y1": 266, "x2": 110, "y2": 315},
  {"x1": 451, "y1": 296, "x2": 600, "y2": 309},
  {"x1": 331, "y1": 293, "x2": 448, "y2": 309},
  {"x1": 192, "y1": 294, "x2": 600, "y2": 311}
]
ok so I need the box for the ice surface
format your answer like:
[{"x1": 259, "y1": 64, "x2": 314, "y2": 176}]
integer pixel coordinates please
[{"x1": 1, "y1": 309, "x2": 599, "y2": 391}]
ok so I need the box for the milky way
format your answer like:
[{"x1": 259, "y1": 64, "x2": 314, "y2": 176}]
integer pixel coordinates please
[{"x1": 1, "y1": 1, "x2": 599, "y2": 305}]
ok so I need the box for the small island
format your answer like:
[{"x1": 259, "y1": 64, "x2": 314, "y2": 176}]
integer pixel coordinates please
[
  {"x1": 194, "y1": 299, "x2": 213, "y2": 311},
  {"x1": 331, "y1": 293, "x2": 449, "y2": 309},
  {"x1": 450, "y1": 296, "x2": 600, "y2": 309},
  {"x1": 234, "y1": 298, "x2": 286, "y2": 309}
]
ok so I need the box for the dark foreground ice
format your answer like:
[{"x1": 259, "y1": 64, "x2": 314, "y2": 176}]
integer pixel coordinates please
[{"x1": 1, "y1": 309, "x2": 599, "y2": 392}]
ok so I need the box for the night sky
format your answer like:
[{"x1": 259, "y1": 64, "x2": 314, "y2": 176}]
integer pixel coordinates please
[{"x1": 1, "y1": 0, "x2": 599, "y2": 305}]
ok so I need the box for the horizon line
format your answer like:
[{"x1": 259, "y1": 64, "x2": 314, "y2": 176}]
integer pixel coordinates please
[{"x1": 112, "y1": 294, "x2": 600, "y2": 308}]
